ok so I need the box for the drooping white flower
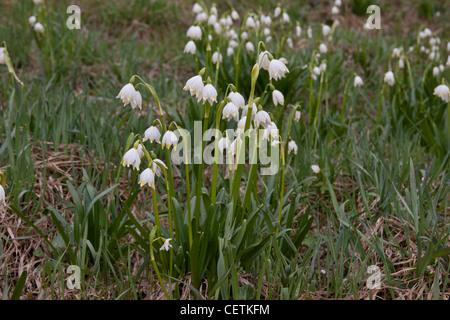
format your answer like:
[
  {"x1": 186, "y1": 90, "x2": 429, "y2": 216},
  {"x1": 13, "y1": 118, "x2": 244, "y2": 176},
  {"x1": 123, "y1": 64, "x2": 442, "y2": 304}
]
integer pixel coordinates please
[
  {"x1": 264, "y1": 16, "x2": 272, "y2": 26},
  {"x1": 231, "y1": 10, "x2": 239, "y2": 20},
  {"x1": 143, "y1": 126, "x2": 161, "y2": 143},
  {"x1": 268, "y1": 59, "x2": 289, "y2": 80},
  {"x1": 0, "y1": 185, "x2": 5, "y2": 205},
  {"x1": 241, "y1": 32, "x2": 248, "y2": 40},
  {"x1": 210, "y1": 6, "x2": 218, "y2": 16},
  {"x1": 246, "y1": 42, "x2": 255, "y2": 52},
  {"x1": 439, "y1": 64, "x2": 444, "y2": 72},
  {"x1": 266, "y1": 36, "x2": 272, "y2": 43},
  {"x1": 237, "y1": 116, "x2": 248, "y2": 130},
  {"x1": 242, "y1": 103, "x2": 257, "y2": 119},
  {"x1": 294, "y1": 111, "x2": 301, "y2": 122},
  {"x1": 123, "y1": 148, "x2": 141, "y2": 170},
  {"x1": 187, "y1": 26, "x2": 202, "y2": 40},
  {"x1": 0, "y1": 48, "x2": 5, "y2": 65},
  {"x1": 218, "y1": 137, "x2": 230, "y2": 153},
  {"x1": 319, "y1": 43, "x2": 328, "y2": 54},
  {"x1": 384, "y1": 71, "x2": 395, "y2": 86},
  {"x1": 272, "y1": 90, "x2": 284, "y2": 106},
  {"x1": 183, "y1": 75, "x2": 204, "y2": 100},
  {"x1": 229, "y1": 92, "x2": 245, "y2": 109},
  {"x1": 322, "y1": 25, "x2": 331, "y2": 37},
  {"x1": 207, "y1": 14, "x2": 217, "y2": 26},
  {"x1": 307, "y1": 27, "x2": 313, "y2": 38},
  {"x1": 267, "y1": 121, "x2": 278, "y2": 139},
  {"x1": 201, "y1": 84, "x2": 218, "y2": 105},
  {"x1": 286, "y1": 38, "x2": 293, "y2": 49},
  {"x1": 263, "y1": 28, "x2": 271, "y2": 37},
  {"x1": 433, "y1": 66, "x2": 440, "y2": 77},
  {"x1": 152, "y1": 159, "x2": 167, "y2": 177},
  {"x1": 160, "y1": 238, "x2": 172, "y2": 251},
  {"x1": 212, "y1": 51, "x2": 223, "y2": 64},
  {"x1": 192, "y1": 3, "x2": 203, "y2": 14},
  {"x1": 398, "y1": 58, "x2": 404, "y2": 69},
  {"x1": 433, "y1": 84, "x2": 449, "y2": 102},
  {"x1": 258, "y1": 51, "x2": 271, "y2": 70},
  {"x1": 139, "y1": 168, "x2": 155, "y2": 188},
  {"x1": 162, "y1": 130, "x2": 179, "y2": 150},
  {"x1": 279, "y1": 57, "x2": 288, "y2": 64},
  {"x1": 246, "y1": 16, "x2": 256, "y2": 29},
  {"x1": 313, "y1": 66, "x2": 321, "y2": 76},
  {"x1": 136, "y1": 144, "x2": 145, "y2": 159},
  {"x1": 254, "y1": 110, "x2": 271, "y2": 128},
  {"x1": 195, "y1": 12, "x2": 208, "y2": 23},
  {"x1": 311, "y1": 165, "x2": 321, "y2": 173},
  {"x1": 116, "y1": 83, "x2": 142, "y2": 109},
  {"x1": 354, "y1": 75, "x2": 364, "y2": 87},
  {"x1": 282, "y1": 12, "x2": 290, "y2": 24},
  {"x1": 222, "y1": 102, "x2": 239, "y2": 122},
  {"x1": 184, "y1": 40, "x2": 197, "y2": 54},
  {"x1": 331, "y1": 6, "x2": 339, "y2": 15},
  {"x1": 392, "y1": 47, "x2": 402, "y2": 58},
  {"x1": 288, "y1": 140, "x2": 298, "y2": 154},
  {"x1": 34, "y1": 22, "x2": 45, "y2": 33},
  {"x1": 28, "y1": 16, "x2": 37, "y2": 26},
  {"x1": 227, "y1": 47, "x2": 234, "y2": 56},
  {"x1": 295, "y1": 25, "x2": 302, "y2": 37},
  {"x1": 274, "y1": 7, "x2": 281, "y2": 17},
  {"x1": 335, "y1": 0, "x2": 342, "y2": 6}
]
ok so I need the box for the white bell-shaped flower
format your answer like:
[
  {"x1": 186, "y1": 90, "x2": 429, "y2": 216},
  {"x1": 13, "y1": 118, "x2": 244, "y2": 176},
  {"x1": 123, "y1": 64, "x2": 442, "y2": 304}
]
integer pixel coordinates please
[
  {"x1": 433, "y1": 84, "x2": 449, "y2": 102},
  {"x1": 384, "y1": 71, "x2": 395, "y2": 86},
  {"x1": 201, "y1": 84, "x2": 218, "y2": 105},
  {"x1": 222, "y1": 102, "x2": 239, "y2": 122},
  {"x1": 254, "y1": 110, "x2": 271, "y2": 128},
  {"x1": 184, "y1": 40, "x2": 197, "y2": 54},
  {"x1": 268, "y1": 59, "x2": 289, "y2": 80},
  {"x1": 123, "y1": 148, "x2": 141, "y2": 170},
  {"x1": 143, "y1": 126, "x2": 161, "y2": 143},
  {"x1": 288, "y1": 140, "x2": 298, "y2": 155},
  {"x1": 186, "y1": 26, "x2": 202, "y2": 40},
  {"x1": 162, "y1": 131, "x2": 179, "y2": 150},
  {"x1": 272, "y1": 90, "x2": 284, "y2": 106},
  {"x1": 139, "y1": 168, "x2": 155, "y2": 188},
  {"x1": 229, "y1": 92, "x2": 245, "y2": 109}
]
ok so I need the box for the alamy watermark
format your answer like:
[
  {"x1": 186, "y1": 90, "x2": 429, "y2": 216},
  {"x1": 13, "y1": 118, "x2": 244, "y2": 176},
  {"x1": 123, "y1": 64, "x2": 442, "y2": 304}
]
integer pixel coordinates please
[
  {"x1": 366, "y1": 265, "x2": 382, "y2": 289},
  {"x1": 66, "y1": 5, "x2": 81, "y2": 30},
  {"x1": 66, "y1": 265, "x2": 81, "y2": 289}
]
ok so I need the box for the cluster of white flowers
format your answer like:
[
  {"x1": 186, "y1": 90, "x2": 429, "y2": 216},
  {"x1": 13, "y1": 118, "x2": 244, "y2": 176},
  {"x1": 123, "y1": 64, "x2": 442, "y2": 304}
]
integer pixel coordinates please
[
  {"x1": 116, "y1": 83, "x2": 143, "y2": 109},
  {"x1": 28, "y1": 9, "x2": 45, "y2": 34}
]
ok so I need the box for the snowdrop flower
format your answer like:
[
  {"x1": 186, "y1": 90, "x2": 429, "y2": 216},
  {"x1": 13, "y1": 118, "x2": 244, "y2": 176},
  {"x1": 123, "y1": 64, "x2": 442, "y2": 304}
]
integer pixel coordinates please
[
  {"x1": 34, "y1": 22, "x2": 45, "y2": 33},
  {"x1": 354, "y1": 75, "x2": 364, "y2": 87},
  {"x1": 186, "y1": 26, "x2": 202, "y2": 40},
  {"x1": 384, "y1": 71, "x2": 395, "y2": 86},
  {"x1": 335, "y1": 0, "x2": 342, "y2": 6},
  {"x1": 307, "y1": 27, "x2": 313, "y2": 38},
  {"x1": 258, "y1": 51, "x2": 271, "y2": 70},
  {"x1": 296, "y1": 25, "x2": 302, "y2": 37},
  {"x1": 392, "y1": 47, "x2": 402, "y2": 58},
  {"x1": 184, "y1": 75, "x2": 204, "y2": 100},
  {"x1": 117, "y1": 83, "x2": 142, "y2": 109},
  {"x1": 433, "y1": 66, "x2": 440, "y2": 77},
  {"x1": 267, "y1": 122, "x2": 278, "y2": 138},
  {"x1": 195, "y1": 12, "x2": 208, "y2": 23},
  {"x1": 313, "y1": 66, "x2": 321, "y2": 76},
  {"x1": 162, "y1": 131, "x2": 179, "y2": 150},
  {"x1": 264, "y1": 16, "x2": 272, "y2": 26},
  {"x1": 322, "y1": 25, "x2": 331, "y2": 37},
  {"x1": 28, "y1": 16, "x2": 37, "y2": 26},
  {"x1": 294, "y1": 111, "x2": 301, "y2": 122},
  {"x1": 210, "y1": 6, "x2": 218, "y2": 16},
  {"x1": 207, "y1": 14, "x2": 217, "y2": 26},
  {"x1": 139, "y1": 168, "x2": 155, "y2": 188},
  {"x1": 229, "y1": 40, "x2": 239, "y2": 49},
  {"x1": 212, "y1": 52, "x2": 223, "y2": 64},
  {"x1": 282, "y1": 12, "x2": 290, "y2": 24},
  {"x1": 0, "y1": 185, "x2": 5, "y2": 205},
  {"x1": 266, "y1": 36, "x2": 272, "y2": 43},
  {"x1": 0, "y1": 48, "x2": 5, "y2": 65},
  {"x1": 160, "y1": 238, "x2": 172, "y2": 251},
  {"x1": 218, "y1": 137, "x2": 230, "y2": 153},
  {"x1": 222, "y1": 102, "x2": 239, "y2": 122},
  {"x1": 246, "y1": 42, "x2": 255, "y2": 52},
  {"x1": 274, "y1": 7, "x2": 281, "y2": 17},
  {"x1": 143, "y1": 126, "x2": 161, "y2": 143},
  {"x1": 229, "y1": 92, "x2": 245, "y2": 109},
  {"x1": 246, "y1": 16, "x2": 256, "y2": 29},
  {"x1": 311, "y1": 165, "x2": 321, "y2": 174},
  {"x1": 439, "y1": 64, "x2": 444, "y2": 72},
  {"x1": 123, "y1": 148, "x2": 141, "y2": 170},
  {"x1": 152, "y1": 159, "x2": 167, "y2": 177},
  {"x1": 268, "y1": 59, "x2": 289, "y2": 80},
  {"x1": 398, "y1": 58, "x2": 404, "y2": 69},
  {"x1": 254, "y1": 110, "x2": 271, "y2": 128},
  {"x1": 263, "y1": 28, "x2": 271, "y2": 37},
  {"x1": 286, "y1": 38, "x2": 293, "y2": 49},
  {"x1": 279, "y1": 57, "x2": 288, "y2": 65},
  {"x1": 320, "y1": 61, "x2": 327, "y2": 72},
  {"x1": 241, "y1": 32, "x2": 248, "y2": 40},
  {"x1": 237, "y1": 116, "x2": 248, "y2": 130},
  {"x1": 319, "y1": 43, "x2": 328, "y2": 54},
  {"x1": 433, "y1": 84, "x2": 449, "y2": 102},
  {"x1": 288, "y1": 140, "x2": 298, "y2": 154},
  {"x1": 227, "y1": 47, "x2": 234, "y2": 56},
  {"x1": 242, "y1": 103, "x2": 257, "y2": 119},
  {"x1": 201, "y1": 84, "x2": 218, "y2": 105},
  {"x1": 231, "y1": 10, "x2": 239, "y2": 20},
  {"x1": 184, "y1": 41, "x2": 197, "y2": 54},
  {"x1": 192, "y1": 3, "x2": 203, "y2": 14},
  {"x1": 331, "y1": 6, "x2": 339, "y2": 15},
  {"x1": 423, "y1": 28, "x2": 432, "y2": 37},
  {"x1": 272, "y1": 90, "x2": 284, "y2": 106}
]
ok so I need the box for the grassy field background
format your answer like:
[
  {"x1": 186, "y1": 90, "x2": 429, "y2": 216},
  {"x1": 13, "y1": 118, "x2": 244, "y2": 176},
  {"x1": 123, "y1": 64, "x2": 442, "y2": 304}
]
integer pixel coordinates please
[{"x1": 0, "y1": 0, "x2": 449, "y2": 300}]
